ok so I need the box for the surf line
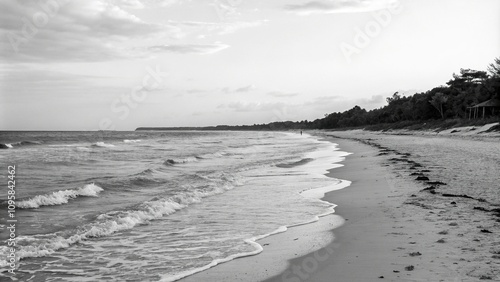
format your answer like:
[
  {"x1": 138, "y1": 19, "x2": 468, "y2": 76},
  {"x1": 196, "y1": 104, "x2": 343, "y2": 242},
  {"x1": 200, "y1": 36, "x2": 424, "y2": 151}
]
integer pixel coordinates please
[{"x1": 162, "y1": 179, "x2": 352, "y2": 282}]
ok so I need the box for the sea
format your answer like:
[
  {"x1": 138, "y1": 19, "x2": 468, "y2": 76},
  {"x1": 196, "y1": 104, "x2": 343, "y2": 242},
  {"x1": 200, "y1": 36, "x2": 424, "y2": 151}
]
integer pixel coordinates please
[{"x1": 0, "y1": 131, "x2": 349, "y2": 281}]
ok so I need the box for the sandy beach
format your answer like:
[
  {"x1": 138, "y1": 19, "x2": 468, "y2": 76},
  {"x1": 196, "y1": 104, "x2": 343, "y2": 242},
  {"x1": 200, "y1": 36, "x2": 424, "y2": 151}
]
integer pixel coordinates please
[
  {"x1": 179, "y1": 128, "x2": 500, "y2": 282},
  {"x1": 313, "y1": 130, "x2": 500, "y2": 281}
]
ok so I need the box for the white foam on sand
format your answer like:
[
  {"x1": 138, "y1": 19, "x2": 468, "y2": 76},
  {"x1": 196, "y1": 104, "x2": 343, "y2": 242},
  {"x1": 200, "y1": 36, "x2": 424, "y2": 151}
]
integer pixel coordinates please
[{"x1": 161, "y1": 226, "x2": 289, "y2": 282}]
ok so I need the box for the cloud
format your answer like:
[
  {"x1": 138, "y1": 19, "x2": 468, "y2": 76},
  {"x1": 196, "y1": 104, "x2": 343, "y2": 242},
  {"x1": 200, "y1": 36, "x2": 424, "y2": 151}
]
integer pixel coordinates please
[
  {"x1": 302, "y1": 95, "x2": 342, "y2": 112},
  {"x1": 112, "y1": 0, "x2": 145, "y2": 9},
  {"x1": 210, "y1": 0, "x2": 241, "y2": 20},
  {"x1": 234, "y1": 85, "x2": 256, "y2": 92},
  {"x1": 307, "y1": 96, "x2": 341, "y2": 103},
  {"x1": 0, "y1": 0, "x2": 178, "y2": 62},
  {"x1": 285, "y1": 0, "x2": 399, "y2": 15},
  {"x1": 112, "y1": 0, "x2": 181, "y2": 8},
  {"x1": 186, "y1": 89, "x2": 207, "y2": 94},
  {"x1": 218, "y1": 101, "x2": 307, "y2": 122},
  {"x1": 1, "y1": 67, "x2": 103, "y2": 92},
  {"x1": 170, "y1": 20, "x2": 265, "y2": 36},
  {"x1": 221, "y1": 85, "x2": 256, "y2": 94},
  {"x1": 267, "y1": 91, "x2": 299, "y2": 98},
  {"x1": 219, "y1": 101, "x2": 286, "y2": 112},
  {"x1": 0, "y1": 1, "x2": 262, "y2": 62},
  {"x1": 356, "y1": 94, "x2": 384, "y2": 105},
  {"x1": 151, "y1": 0, "x2": 179, "y2": 7},
  {"x1": 148, "y1": 43, "x2": 230, "y2": 54},
  {"x1": 217, "y1": 21, "x2": 265, "y2": 35}
]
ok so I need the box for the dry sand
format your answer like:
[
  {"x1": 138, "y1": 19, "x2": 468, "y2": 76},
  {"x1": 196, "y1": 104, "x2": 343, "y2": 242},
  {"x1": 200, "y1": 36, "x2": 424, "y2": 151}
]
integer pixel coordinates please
[
  {"x1": 179, "y1": 129, "x2": 500, "y2": 282},
  {"x1": 316, "y1": 129, "x2": 500, "y2": 281}
]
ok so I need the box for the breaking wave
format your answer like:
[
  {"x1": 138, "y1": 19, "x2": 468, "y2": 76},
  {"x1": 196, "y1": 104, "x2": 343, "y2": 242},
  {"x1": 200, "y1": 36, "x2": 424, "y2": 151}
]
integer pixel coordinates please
[
  {"x1": 17, "y1": 184, "x2": 104, "y2": 209},
  {"x1": 0, "y1": 140, "x2": 43, "y2": 149},
  {"x1": 124, "y1": 139, "x2": 141, "y2": 143},
  {"x1": 1, "y1": 175, "x2": 240, "y2": 265},
  {"x1": 163, "y1": 157, "x2": 199, "y2": 166},
  {"x1": 91, "y1": 142, "x2": 115, "y2": 148},
  {"x1": 163, "y1": 152, "x2": 226, "y2": 166}
]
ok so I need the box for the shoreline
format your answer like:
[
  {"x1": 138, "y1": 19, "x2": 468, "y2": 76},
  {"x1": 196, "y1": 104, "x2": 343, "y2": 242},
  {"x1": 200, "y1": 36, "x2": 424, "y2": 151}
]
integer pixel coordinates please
[
  {"x1": 179, "y1": 131, "x2": 500, "y2": 282},
  {"x1": 178, "y1": 134, "x2": 414, "y2": 282},
  {"x1": 282, "y1": 131, "x2": 499, "y2": 281},
  {"x1": 263, "y1": 135, "x2": 422, "y2": 281},
  {"x1": 177, "y1": 137, "x2": 351, "y2": 282}
]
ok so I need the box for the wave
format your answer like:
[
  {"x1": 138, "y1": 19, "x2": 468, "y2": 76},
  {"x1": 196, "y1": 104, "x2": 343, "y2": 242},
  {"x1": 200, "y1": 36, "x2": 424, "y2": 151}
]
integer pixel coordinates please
[
  {"x1": 130, "y1": 176, "x2": 161, "y2": 186},
  {"x1": 123, "y1": 139, "x2": 141, "y2": 143},
  {"x1": 276, "y1": 158, "x2": 314, "y2": 168},
  {"x1": 163, "y1": 179, "x2": 350, "y2": 282},
  {"x1": 91, "y1": 142, "x2": 115, "y2": 148},
  {"x1": 17, "y1": 140, "x2": 43, "y2": 146},
  {"x1": 133, "y1": 168, "x2": 167, "y2": 180},
  {"x1": 197, "y1": 151, "x2": 227, "y2": 159},
  {"x1": 161, "y1": 225, "x2": 288, "y2": 282},
  {"x1": 0, "y1": 140, "x2": 42, "y2": 149},
  {"x1": 17, "y1": 183, "x2": 104, "y2": 209},
  {"x1": 164, "y1": 151, "x2": 227, "y2": 166},
  {"x1": 163, "y1": 157, "x2": 199, "y2": 166},
  {"x1": 0, "y1": 199, "x2": 185, "y2": 267},
  {"x1": 0, "y1": 174, "x2": 241, "y2": 265},
  {"x1": 137, "y1": 168, "x2": 156, "y2": 176},
  {"x1": 300, "y1": 179, "x2": 350, "y2": 201},
  {"x1": 162, "y1": 182, "x2": 349, "y2": 282}
]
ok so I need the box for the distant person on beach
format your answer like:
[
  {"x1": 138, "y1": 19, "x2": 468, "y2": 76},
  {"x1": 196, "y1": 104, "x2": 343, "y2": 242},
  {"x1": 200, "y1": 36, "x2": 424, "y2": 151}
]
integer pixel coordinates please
[{"x1": 300, "y1": 131, "x2": 302, "y2": 135}]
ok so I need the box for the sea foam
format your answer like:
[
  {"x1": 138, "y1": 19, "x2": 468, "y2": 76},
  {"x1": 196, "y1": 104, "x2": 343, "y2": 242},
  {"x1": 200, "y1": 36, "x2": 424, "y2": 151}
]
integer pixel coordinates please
[
  {"x1": 17, "y1": 183, "x2": 104, "y2": 209},
  {"x1": 0, "y1": 141, "x2": 43, "y2": 149},
  {"x1": 4, "y1": 175, "x2": 241, "y2": 263},
  {"x1": 124, "y1": 139, "x2": 141, "y2": 143},
  {"x1": 0, "y1": 144, "x2": 12, "y2": 149},
  {"x1": 92, "y1": 142, "x2": 115, "y2": 148}
]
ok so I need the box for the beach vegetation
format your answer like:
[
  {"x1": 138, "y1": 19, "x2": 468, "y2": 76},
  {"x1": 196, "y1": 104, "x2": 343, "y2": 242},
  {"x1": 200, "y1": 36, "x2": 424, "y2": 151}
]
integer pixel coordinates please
[
  {"x1": 262, "y1": 57, "x2": 499, "y2": 130},
  {"x1": 269, "y1": 57, "x2": 500, "y2": 130}
]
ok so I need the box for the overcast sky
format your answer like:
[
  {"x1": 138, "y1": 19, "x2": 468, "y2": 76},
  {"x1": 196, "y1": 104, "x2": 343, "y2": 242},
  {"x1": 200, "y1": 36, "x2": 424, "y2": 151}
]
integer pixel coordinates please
[{"x1": 1, "y1": 0, "x2": 499, "y2": 130}]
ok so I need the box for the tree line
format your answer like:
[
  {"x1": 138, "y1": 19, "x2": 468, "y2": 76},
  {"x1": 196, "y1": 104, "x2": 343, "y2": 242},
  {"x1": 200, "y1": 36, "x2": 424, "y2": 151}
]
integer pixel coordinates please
[
  {"x1": 137, "y1": 58, "x2": 500, "y2": 132},
  {"x1": 261, "y1": 57, "x2": 500, "y2": 130}
]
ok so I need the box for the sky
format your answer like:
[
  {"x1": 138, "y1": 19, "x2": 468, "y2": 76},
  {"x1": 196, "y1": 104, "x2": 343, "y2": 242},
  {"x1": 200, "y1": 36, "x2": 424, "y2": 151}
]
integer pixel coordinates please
[{"x1": 0, "y1": 0, "x2": 499, "y2": 130}]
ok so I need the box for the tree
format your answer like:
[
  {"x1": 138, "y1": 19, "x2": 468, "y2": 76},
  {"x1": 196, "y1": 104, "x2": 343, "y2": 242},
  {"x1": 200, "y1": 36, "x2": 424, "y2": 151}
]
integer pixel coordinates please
[
  {"x1": 386, "y1": 92, "x2": 401, "y2": 104},
  {"x1": 429, "y1": 92, "x2": 448, "y2": 119},
  {"x1": 485, "y1": 57, "x2": 500, "y2": 98},
  {"x1": 447, "y1": 69, "x2": 488, "y2": 92},
  {"x1": 487, "y1": 57, "x2": 500, "y2": 77}
]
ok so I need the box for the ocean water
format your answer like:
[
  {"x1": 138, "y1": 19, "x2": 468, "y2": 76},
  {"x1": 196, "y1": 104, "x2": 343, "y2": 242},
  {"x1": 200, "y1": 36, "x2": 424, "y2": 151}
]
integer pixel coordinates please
[{"x1": 0, "y1": 131, "x2": 349, "y2": 281}]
